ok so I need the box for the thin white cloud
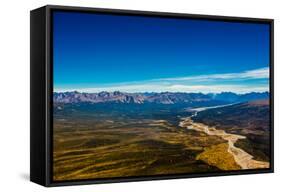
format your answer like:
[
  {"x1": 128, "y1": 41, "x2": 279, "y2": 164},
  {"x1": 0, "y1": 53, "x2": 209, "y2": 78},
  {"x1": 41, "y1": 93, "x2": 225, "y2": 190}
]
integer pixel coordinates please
[
  {"x1": 54, "y1": 67, "x2": 269, "y2": 94},
  {"x1": 155, "y1": 67, "x2": 269, "y2": 81}
]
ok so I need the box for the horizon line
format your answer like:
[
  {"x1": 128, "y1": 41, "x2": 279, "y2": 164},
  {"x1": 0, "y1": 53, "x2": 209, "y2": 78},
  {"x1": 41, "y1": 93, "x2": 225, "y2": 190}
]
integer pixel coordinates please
[{"x1": 53, "y1": 90, "x2": 270, "y2": 94}]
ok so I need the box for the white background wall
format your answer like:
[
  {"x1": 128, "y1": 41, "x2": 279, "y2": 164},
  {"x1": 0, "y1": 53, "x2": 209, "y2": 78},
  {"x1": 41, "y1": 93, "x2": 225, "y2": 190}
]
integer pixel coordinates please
[{"x1": 0, "y1": 0, "x2": 279, "y2": 191}]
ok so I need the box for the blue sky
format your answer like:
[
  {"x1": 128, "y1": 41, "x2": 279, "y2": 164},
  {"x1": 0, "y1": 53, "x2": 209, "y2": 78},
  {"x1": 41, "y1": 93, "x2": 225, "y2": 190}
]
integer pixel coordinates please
[{"x1": 53, "y1": 11, "x2": 270, "y2": 93}]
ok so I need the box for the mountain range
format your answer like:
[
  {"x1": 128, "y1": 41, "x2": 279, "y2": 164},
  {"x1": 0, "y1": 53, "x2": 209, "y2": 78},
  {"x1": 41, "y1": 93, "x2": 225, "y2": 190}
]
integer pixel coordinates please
[{"x1": 53, "y1": 91, "x2": 269, "y2": 104}]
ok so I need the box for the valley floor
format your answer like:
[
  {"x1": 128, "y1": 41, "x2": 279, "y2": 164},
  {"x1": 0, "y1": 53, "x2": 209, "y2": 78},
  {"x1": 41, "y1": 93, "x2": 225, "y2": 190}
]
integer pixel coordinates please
[{"x1": 53, "y1": 102, "x2": 270, "y2": 181}]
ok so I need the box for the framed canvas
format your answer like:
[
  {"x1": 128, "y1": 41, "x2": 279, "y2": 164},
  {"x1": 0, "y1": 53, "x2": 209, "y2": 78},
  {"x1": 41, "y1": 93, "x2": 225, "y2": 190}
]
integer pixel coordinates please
[{"x1": 30, "y1": 5, "x2": 274, "y2": 187}]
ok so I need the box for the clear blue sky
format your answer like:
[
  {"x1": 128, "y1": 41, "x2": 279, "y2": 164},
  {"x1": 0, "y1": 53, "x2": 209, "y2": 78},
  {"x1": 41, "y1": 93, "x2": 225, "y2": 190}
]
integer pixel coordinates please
[{"x1": 53, "y1": 11, "x2": 270, "y2": 93}]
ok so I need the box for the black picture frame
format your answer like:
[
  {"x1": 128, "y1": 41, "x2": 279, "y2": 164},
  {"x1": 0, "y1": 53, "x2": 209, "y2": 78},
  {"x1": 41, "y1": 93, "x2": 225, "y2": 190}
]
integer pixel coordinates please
[{"x1": 30, "y1": 5, "x2": 274, "y2": 187}]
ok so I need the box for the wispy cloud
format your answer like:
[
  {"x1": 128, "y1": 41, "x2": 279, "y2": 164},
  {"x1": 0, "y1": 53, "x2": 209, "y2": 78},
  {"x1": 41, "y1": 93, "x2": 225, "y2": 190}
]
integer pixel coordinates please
[
  {"x1": 154, "y1": 67, "x2": 269, "y2": 81},
  {"x1": 55, "y1": 67, "x2": 269, "y2": 94}
]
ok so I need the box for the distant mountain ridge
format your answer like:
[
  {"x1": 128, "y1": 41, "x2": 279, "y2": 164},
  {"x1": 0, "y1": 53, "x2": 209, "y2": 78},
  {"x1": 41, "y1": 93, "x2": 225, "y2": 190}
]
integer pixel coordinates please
[{"x1": 53, "y1": 91, "x2": 269, "y2": 104}]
